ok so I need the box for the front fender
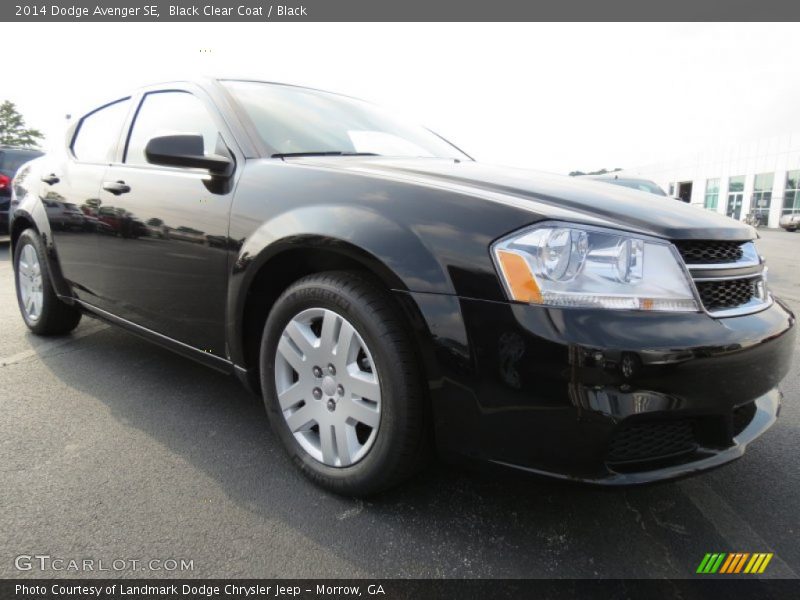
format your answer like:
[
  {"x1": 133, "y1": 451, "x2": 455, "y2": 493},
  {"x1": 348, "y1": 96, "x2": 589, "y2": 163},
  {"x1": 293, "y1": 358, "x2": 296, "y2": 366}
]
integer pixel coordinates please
[
  {"x1": 227, "y1": 204, "x2": 452, "y2": 368},
  {"x1": 225, "y1": 159, "x2": 533, "y2": 373},
  {"x1": 234, "y1": 203, "x2": 450, "y2": 292}
]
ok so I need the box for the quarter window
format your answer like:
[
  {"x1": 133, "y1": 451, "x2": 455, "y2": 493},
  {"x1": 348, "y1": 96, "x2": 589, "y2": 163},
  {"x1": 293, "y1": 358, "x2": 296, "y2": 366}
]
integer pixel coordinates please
[
  {"x1": 704, "y1": 178, "x2": 720, "y2": 210},
  {"x1": 71, "y1": 98, "x2": 131, "y2": 163},
  {"x1": 784, "y1": 170, "x2": 800, "y2": 215},
  {"x1": 125, "y1": 91, "x2": 220, "y2": 166}
]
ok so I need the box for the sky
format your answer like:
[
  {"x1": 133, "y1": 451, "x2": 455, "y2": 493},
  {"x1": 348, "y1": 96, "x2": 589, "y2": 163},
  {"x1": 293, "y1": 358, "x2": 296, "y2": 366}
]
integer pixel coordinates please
[{"x1": 3, "y1": 22, "x2": 798, "y2": 174}]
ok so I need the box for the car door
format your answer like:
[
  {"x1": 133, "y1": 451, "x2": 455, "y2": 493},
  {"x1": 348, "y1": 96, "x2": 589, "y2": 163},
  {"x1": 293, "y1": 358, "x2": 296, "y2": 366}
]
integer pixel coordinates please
[
  {"x1": 39, "y1": 98, "x2": 132, "y2": 302},
  {"x1": 91, "y1": 88, "x2": 237, "y2": 357}
]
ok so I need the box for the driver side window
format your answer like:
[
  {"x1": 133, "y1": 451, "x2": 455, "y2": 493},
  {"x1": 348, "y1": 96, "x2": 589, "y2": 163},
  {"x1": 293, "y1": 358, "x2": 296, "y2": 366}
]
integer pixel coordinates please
[{"x1": 125, "y1": 91, "x2": 219, "y2": 166}]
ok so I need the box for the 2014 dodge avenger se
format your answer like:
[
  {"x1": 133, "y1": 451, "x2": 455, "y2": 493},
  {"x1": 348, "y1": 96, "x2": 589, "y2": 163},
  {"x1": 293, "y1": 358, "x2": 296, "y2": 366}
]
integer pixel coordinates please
[{"x1": 11, "y1": 78, "x2": 795, "y2": 495}]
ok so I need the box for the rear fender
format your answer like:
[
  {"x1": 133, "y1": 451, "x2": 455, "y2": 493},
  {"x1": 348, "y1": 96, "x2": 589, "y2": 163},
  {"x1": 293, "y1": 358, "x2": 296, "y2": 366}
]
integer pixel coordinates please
[{"x1": 11, "y1": 161, "x2": 74, "y2": 300}]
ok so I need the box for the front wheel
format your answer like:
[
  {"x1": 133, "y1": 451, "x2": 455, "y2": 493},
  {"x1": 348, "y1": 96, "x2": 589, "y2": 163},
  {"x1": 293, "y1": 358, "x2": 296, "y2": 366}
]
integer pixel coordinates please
[
  {"x1": 260, "y1": 271, "x2": 428, "y2": 496},
  {"x1": 14, "y1": 228, "x2": 82, "y2": 335}
]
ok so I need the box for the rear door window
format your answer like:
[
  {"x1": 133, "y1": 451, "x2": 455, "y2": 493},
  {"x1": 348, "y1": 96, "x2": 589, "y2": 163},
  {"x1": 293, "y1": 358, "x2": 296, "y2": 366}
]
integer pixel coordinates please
[{"x1": 71, "y1": 98, "x2": 131, "y2": 163}]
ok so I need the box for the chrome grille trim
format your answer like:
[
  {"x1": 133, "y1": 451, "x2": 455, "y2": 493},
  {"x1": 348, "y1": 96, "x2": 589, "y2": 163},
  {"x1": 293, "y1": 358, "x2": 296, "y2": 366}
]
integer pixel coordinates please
[
  {"x1": 672, "y1": 240, "x2": 771, "y2": 317},
  {"x1": 684, "y1": 259, "x2": 761, "y2": 271},
  {"x1": 692, "y1": 272, "x2": 765, "y2": 282},
  {"x1": 701, "y1": 296, "x2": 772, "y2": 318}
]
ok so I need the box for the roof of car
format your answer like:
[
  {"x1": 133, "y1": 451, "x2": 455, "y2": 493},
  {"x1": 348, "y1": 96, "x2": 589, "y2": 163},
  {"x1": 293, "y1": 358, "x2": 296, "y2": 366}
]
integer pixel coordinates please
[{"x1": 133, "y1": 77, "x2": 321, "y2": 93}]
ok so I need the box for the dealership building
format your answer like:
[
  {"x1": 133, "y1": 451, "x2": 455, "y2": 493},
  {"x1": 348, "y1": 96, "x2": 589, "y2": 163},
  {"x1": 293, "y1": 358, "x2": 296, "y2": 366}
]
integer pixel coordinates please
[{"x1": 613, "y1": 132, "x2": 800, "y2": 228}]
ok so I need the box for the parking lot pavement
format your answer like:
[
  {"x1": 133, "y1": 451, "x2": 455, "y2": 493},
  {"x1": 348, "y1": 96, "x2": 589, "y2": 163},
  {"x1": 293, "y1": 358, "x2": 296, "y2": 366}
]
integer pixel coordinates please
[{"x1": 0, "y1": 228, "x2": 798, "y2": 579}]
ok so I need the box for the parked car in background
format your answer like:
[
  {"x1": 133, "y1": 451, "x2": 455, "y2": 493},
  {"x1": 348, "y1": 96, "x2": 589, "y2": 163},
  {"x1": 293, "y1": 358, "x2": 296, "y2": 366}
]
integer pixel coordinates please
[
  {"x1": 0, "y1": 146, "x2": 43, "y2": 240},
  {"x1": 10, "y1": 78, "x2": 796, "y2": 495},
  {"x1": 584, "y1": 173, "x2": 668, "y2": 197},
  {"x1": 42, "y1": 197, "x2": 86, "y2": 231},
  {"x1": 779, "y1": 212, "x2": 799, "y2": 232}
]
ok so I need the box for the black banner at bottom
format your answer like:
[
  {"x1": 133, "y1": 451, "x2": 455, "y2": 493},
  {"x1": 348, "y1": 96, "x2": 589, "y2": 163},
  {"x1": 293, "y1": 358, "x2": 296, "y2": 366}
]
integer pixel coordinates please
[{"x1": 1, "y1": 579, "x2": 799, "y2": 600}]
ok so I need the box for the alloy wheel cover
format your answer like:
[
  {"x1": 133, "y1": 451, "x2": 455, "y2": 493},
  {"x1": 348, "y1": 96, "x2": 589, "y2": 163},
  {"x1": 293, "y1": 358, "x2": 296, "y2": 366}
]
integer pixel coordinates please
[{"x1": 274, "y1": 307, "x2": 382, "y2": 467}]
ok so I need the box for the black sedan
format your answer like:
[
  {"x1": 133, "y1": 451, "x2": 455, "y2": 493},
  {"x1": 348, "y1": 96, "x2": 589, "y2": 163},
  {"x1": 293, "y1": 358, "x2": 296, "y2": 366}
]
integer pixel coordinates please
[{"x1": 10, "y1": 78, "x2": 795, "y2": 495}]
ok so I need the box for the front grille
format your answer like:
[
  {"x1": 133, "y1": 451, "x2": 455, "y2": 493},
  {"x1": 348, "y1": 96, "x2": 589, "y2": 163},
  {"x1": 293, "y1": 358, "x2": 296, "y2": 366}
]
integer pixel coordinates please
[
  {"x1": 672, "y1": 240, "x2": 766, "y2": 315},
  {"x1": 695, "y1": 277, "x2": 760, "y2": 311},
  {"x1": 608, "y1": 420, "x2": 698, "y2": 466},
  {"x1": 675, "y1": 240, "x2": 744, "y2": 264}
]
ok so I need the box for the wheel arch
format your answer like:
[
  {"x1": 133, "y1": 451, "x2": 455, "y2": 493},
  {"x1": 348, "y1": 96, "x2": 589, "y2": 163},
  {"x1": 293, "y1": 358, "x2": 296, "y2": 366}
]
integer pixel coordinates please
[
  {"x1": 230, "y1": 232, "x2": 443, "y2": 397},
  {"x1": 11, "y1": 205, "x2": 74, "y2": 300},
  {"x1": 10, "y1": 210, "x2": 37, "y2": 252}
]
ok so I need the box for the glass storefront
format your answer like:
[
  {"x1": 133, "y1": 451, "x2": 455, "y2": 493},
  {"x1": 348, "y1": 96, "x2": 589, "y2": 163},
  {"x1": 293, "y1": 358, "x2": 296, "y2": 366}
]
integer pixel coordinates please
[
  {"x1": 784, "y1": 170, "x2": 800, "y2": 215},
  {"x1": 704, "y1": 178, "x2": 719, "y2": 210},
  {"x1": 727, "y1": 175, "x2": 745, "y2": 220},
  {"x1": 751, "y1": 172, "x2": 774, "y2": 220}
]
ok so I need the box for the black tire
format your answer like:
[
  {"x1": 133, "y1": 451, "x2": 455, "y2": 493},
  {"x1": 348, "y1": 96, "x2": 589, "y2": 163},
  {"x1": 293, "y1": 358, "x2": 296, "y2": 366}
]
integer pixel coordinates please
[
  {"x1": 14, "y1": 228, "x2": 82, "y2": 335},
  {"x1": 260, "y1": 271, "x2": 428, "y2": 496}
]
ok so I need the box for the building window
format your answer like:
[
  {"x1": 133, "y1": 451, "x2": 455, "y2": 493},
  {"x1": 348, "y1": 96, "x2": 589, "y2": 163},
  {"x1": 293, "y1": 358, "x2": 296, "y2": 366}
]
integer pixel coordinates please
[
  {"x1": 728, "y1": 176, "x2": 744, "y2": 192},
  {"x1": 784, "y1": 170, "x2": 800, "y2": 215},
  {"x1": 726, "y1": 175, "x2": 745, "y2": 220},
  {"x1": 751, "y1": 172, "x2": 774, "y2": 220},
  {"x1": 704, "y1": 178, "x2": 720, "y2": 210},
  {"x1": 676, "y1": 181, "x2": 693, "y2": 203}
]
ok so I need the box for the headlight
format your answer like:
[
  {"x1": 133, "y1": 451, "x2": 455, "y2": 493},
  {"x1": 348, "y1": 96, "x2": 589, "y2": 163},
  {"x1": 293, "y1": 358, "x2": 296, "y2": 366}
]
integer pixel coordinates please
[{"x1": 492, "y1": 223, "x2": 699, "y2": 312}]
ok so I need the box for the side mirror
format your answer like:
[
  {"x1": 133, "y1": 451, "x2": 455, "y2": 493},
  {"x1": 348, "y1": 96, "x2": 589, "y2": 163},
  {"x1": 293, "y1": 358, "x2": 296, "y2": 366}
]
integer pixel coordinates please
[{"x1": 145, "y1": 134, "x2": 233, "y2": 177}]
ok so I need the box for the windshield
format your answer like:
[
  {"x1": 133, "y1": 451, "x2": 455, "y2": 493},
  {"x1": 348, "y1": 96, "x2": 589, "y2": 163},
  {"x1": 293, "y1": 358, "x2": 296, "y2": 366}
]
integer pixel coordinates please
[
  {"x1": 222, "y1": 81, "x2": 468, "y2": 160},
  {"x1": 612, "y1": 179, "x2": 667, "y2": 196}
]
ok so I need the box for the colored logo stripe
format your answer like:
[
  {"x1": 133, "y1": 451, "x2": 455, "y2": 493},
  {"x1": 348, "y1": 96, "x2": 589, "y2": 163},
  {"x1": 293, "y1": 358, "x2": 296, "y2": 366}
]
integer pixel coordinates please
[
  {"x1": 719, "y1": 554, "x2": 736, "y2": 573},
  {"x1": 744, "y1": 553, "x2": 774, "y2": 574},
  {"x1": 720, "y1": 553, "x2": 748, "y2": 573},
  {"x1": 697, "y1": 553, "x2": 773, "y2": 574},
  {"x1": 733, "y1": 553, "x2": 750, "y2": 573},
  {"x1": 697, "y1": 553, "x2": 726, "y2": 573}
]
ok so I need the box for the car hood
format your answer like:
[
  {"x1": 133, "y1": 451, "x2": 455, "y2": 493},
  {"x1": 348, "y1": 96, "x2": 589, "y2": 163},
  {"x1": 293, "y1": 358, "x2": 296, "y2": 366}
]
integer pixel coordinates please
[{"x1": 286, "y1": 157, "x2": 754, "y2": 241}]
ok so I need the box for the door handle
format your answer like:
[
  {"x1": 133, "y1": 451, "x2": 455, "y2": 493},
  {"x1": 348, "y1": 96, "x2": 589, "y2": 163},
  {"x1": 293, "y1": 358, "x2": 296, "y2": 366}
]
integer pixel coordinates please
[
  {"x1": 41, "y1": 174, "x2": 60, "y2": 185},
  {"x1": 102, "y1": 180, "x2": 131, "y2": 195}
]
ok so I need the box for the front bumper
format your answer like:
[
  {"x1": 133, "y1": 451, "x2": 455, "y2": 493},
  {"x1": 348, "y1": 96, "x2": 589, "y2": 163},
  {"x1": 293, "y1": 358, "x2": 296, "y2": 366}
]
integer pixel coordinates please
[
  {"x1": 404, "y1": 292, "x2": 796, "y2": 484},
  {"x1": 493, "y1": 389, "x2": 780, "y2": 484}
]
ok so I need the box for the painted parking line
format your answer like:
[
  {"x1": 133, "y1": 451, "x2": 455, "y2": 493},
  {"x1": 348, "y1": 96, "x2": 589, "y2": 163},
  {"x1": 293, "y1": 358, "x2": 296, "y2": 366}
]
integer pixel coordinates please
[
  {"x1": 0, "y1": 322, "x2": 109, "y2": 367},
  {"x1": 680, "y1": 478, "x2": 797, "y2": 578}
]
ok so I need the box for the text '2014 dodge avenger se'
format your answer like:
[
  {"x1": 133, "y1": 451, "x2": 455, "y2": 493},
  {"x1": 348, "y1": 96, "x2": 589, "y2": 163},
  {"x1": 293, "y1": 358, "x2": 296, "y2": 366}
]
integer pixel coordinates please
[{"x1": 11, "y1": 79, "x2": 796, "y2": 495}]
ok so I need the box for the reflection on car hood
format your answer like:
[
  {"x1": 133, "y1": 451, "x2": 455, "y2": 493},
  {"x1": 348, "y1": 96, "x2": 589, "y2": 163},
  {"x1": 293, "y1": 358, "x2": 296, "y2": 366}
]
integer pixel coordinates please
[{"x1": 287, "y1": 157, "x2": 754, "y2": 241}]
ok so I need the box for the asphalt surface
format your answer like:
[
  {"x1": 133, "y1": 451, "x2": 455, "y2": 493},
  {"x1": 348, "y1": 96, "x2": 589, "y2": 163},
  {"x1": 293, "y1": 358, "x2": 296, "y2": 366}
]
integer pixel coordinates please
[{"x1": 1, "y1": 229, "x2": 798, "y2": 579}]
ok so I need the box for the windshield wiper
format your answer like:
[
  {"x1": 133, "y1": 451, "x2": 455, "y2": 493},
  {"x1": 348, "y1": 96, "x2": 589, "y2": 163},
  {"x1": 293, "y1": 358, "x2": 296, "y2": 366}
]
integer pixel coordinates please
[{"x1": 271, "y1": 151, "x2": 380, "y2": 158}]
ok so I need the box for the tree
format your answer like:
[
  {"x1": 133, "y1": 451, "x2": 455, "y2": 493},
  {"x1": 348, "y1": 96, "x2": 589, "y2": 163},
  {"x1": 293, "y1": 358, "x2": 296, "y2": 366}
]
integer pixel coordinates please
[{"x1": 0, "y1": 101, "x2": 43, "y2": 147}]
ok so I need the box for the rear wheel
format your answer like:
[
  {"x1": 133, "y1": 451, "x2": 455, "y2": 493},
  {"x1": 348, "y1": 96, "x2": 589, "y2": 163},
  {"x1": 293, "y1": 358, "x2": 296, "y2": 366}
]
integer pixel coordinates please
[
  {"x1": 14, "y1": 228, "x2": 81, "y2": 335},
  {"x1": 260, "y1": 271, "x2": 428, "y2": 495}
]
